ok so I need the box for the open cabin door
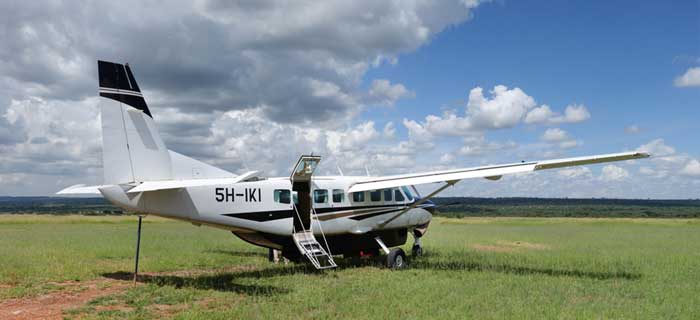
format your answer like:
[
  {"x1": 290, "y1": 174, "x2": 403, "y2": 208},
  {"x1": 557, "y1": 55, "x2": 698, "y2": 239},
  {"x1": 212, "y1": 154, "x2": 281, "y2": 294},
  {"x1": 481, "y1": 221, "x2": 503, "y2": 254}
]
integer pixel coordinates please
[
  {"x1": 289, "y1": 155, "x2": 336, "y2": 269},
  {"x1": 290, "y1": 155, "x2": 320, "y2": 231}
]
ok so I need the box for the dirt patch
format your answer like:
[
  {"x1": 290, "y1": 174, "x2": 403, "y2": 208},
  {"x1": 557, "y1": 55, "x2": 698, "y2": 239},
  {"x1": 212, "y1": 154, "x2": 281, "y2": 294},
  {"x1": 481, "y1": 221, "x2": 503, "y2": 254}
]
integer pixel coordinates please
[
  {"x1": 471, "y1": 241, "x2": 550, "y2": 253},
  {"x1": 0, "y1": 279, "x2": 134, "y2": 320},
  {"x1": 496, "y1": 241, "x2": 550, "y2": 250},
  {"x1": 0, "y1": 265, "x2": 262, "y2": 319},
  {"x1": 471, "y1": 244, "x2": 517, "y2": 253}
]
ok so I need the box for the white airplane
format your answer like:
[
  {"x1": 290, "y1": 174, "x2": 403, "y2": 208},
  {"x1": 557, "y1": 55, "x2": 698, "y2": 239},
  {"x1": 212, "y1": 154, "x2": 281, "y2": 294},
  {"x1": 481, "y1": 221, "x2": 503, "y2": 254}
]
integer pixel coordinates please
[{"x1": 58, "y1": 60, "x2": 650, "y2": 270}]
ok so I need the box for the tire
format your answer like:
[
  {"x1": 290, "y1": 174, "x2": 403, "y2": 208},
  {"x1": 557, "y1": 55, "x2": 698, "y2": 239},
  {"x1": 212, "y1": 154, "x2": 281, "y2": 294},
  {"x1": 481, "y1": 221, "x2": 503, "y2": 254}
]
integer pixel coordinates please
[
  {"x1": 411, "y1": 244, "x2": 423, "y2": 257},
  {"x1": 386, "y1": 248, "x2": 407, "y2": 269}
]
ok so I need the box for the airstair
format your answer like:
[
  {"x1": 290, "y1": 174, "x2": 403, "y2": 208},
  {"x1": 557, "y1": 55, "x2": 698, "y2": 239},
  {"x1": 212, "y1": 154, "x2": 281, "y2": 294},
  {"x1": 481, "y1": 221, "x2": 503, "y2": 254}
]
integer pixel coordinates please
[{"x1": 292, "y1": 206, "x2": 337, "y2": 269}]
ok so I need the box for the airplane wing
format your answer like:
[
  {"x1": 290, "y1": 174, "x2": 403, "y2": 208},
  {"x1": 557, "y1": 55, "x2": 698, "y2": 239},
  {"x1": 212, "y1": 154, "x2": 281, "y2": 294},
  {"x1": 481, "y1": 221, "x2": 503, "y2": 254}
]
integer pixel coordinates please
[{"x1": 347, "y1": 152, "x2": 650, "y2": 193}]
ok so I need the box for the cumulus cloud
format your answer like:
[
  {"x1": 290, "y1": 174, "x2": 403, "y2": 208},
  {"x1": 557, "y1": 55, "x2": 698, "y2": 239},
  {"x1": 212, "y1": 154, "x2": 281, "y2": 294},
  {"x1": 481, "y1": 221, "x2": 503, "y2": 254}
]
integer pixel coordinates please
[
  {"x1": 383, "y1": 122, "x2": 396, "y2": 138},
  {"x1": 524, "y1": 104, "x2": 590, "y2": 125},
  {"x1": 600, "y1": 165, "x2": 629, "y2": 181},
  {"x1": 680, "y1": 160, "x2": 700, "y2": 177},
  {"x1": 412, "y1": 85, "x2": 592, "y2": 138},
  {"x1": 557, "y1": 167, "x2": 592, "y2": 179},
  {"x1": 637, "y1": 139, "x2": 675, "y2": 157},
  {"x1": 624, "y1": 125, "x2": 641, "y2": 134},
  {"x1": 367, "y1": 79, "x2": 414, "y2": 106},
  {"x1": 0, "y1": 0, "x2": 494, "y2": 194},
  {"x1": 458, "y1": 136, "x2": 517, "y2": 156},
  {"x1": 540, "y1": 128, "x2": 579, "y2": 149},
  {"x1": 674, "y1": 67, "x2": 700, "y2": 87}
]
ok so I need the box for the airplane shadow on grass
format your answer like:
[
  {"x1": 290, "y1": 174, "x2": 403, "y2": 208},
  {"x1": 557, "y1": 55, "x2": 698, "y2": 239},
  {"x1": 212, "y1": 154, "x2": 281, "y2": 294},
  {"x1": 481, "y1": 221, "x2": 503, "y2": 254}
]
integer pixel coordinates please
[
  {"x1": 407, "y1": 251, "x2": 642, "y2": 281},
  {"x1": 101, "y1": 264, "x2": 320, "y2": 296},
  {"x1": 102, "y1": 252, "x2": 640, "y2": 295},
  {"x1": 409, "y1": 260, "x2": 642, "y2": 280}
]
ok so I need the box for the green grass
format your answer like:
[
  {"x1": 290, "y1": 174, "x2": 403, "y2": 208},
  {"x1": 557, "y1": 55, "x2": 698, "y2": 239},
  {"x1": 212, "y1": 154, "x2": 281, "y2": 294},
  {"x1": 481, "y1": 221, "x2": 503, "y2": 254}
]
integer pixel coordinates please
[{"x1": 1, "y1": 215, "x2": 700, "y2": 319}]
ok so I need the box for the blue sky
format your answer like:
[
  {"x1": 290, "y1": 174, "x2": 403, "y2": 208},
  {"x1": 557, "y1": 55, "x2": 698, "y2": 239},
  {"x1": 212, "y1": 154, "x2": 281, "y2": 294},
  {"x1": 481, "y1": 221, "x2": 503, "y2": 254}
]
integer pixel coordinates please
[
  {"x1": 0, "y1": 1, "x2": 698, "y2": 197},
  {"x1": 364, "y1": 0, "x2": 699, "y2": 157}
]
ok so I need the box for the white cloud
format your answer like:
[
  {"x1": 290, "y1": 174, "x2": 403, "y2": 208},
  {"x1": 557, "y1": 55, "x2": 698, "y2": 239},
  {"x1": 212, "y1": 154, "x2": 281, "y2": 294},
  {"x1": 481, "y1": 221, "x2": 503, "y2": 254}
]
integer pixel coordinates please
[
  {"x1": 637, "y1": 139, "x2": 675, "y2": 157},
  {"x1": 557, "y1": 167, "x2": 592, "y2": 179},
  {"x1": 414, "y1": 85, "x2": 592, "y2": 138},
  {"x1": 439, "y1": 153, "x2": 456, "y2": 165},
  {"x1": 674, "y1": 67, "x2": 700, "y2": 87},
  {"x1": 680, "y1": 159, "x2": 700, "y2": 177},
  {"x1": 639, "y1": 166, "x2": 655, "y2": 175},
  {"x1": 541, "y1": 128, "x2": 568, "y2": 142},
  {"x1": 467, "y1": 85, "x2": 537, "y2": 129},
  {"x1": 457, "y1": 136, "x2": 517, "y2": 156},
  {"x1": 600, "y1": 165, "x2": 630, "y2": 181},
  {"x1": 525, "y1": 104, "x2": 590, "y2": 125},
  {"x1": 402, "y1": 118, "x2": 434, "y2": 143},
  {"x1": 540, "y1": 128, "x2": 579, "y2": 149},
  {"x1": 382, "y1": 121, "x2": 396, "y2": 138},
  {"x1": 368, "y1": 79, "x2": 414, "y2": 106},
  {"x1": 624, "y1": 125, "x2": 641, "y2": 134},
  {"x1": 325, "y1": 121, "x2": 379, "y2": 153},
  {"x1": 413, "y1": 85, "x2": 538, "y2": 137},
  {"x1": 523, "y1": 105, "x2": 553, "y2": 124}
]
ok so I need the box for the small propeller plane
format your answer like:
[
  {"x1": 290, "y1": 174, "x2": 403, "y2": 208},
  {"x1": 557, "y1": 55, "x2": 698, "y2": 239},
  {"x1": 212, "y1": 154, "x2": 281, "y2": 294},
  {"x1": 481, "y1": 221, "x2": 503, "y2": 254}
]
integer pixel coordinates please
[{"x1": 58, "y1": 61, "x2": 650, "y2": 269}]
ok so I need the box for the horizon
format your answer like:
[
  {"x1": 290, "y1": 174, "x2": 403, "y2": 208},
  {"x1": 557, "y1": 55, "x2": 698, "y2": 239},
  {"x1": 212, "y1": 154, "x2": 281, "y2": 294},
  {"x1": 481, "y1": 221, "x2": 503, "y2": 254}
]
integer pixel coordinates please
[{"x1": 1, "y1": 1, "x2": 698, "y2": 198}]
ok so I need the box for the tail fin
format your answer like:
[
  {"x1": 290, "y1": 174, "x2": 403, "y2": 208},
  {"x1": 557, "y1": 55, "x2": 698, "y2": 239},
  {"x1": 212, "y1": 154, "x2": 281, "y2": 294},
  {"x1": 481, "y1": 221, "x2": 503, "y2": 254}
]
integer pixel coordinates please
[{"x1": 98, "y1": 60, "x2": 172, "y2": 184}]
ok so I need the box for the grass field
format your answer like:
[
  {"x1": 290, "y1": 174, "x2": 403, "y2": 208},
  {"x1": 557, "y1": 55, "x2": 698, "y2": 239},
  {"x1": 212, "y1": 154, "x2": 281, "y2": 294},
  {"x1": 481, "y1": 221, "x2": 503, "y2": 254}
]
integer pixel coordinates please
[{"x1": 1, "y1": 215, "x2": 699, "y2": 319}]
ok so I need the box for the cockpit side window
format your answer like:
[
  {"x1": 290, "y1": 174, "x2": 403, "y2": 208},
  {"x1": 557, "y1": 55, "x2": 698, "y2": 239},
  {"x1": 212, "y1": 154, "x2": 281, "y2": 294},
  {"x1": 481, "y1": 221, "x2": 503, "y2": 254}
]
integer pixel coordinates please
[{"x1": 394, "y1": 189, "x2": 405, "y2": 202}]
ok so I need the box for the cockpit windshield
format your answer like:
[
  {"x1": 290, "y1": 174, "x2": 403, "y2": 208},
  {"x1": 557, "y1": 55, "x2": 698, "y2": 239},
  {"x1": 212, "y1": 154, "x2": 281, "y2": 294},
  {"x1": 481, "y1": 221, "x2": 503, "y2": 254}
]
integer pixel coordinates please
[{"x1": 401, "y1": 186, "x2": 414, "y2": 201}]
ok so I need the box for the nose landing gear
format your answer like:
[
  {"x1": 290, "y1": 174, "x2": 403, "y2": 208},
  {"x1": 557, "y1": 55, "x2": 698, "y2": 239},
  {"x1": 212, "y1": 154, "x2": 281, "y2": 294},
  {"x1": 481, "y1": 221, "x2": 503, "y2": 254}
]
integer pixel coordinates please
[{"x1": 411, "y1": 229, "x2": 424, "y2": 257}]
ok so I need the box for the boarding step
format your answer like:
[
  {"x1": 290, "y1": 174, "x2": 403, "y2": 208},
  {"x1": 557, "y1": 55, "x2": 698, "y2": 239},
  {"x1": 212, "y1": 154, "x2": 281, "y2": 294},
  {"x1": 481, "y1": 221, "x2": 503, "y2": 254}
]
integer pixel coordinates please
[{"x1": 292, "y1": 230, "x2": 337, "y2": 269}]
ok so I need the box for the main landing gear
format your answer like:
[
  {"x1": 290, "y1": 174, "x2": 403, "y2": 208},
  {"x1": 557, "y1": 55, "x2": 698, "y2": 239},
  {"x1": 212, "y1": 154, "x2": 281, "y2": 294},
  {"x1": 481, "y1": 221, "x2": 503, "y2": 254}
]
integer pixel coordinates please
[
  {"x1": 386, "y1": 248, "x2": 407, "y2": 269},
  {"x1": 375, "y1": 236, "x2": 408, "y2": 269}
]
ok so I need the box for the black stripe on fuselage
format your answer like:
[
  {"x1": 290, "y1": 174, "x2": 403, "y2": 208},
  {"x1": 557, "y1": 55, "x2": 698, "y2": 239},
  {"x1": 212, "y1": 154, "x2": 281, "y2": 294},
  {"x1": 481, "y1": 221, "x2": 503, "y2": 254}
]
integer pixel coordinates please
[{"x1": 222, "y1": 203, "x2": 417, "y2": 222}]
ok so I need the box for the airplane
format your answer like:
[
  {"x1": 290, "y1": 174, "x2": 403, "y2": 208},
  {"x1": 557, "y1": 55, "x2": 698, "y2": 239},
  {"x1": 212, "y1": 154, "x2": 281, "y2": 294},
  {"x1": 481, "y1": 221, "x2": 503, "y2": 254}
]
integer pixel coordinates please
[{"x1": 58, "y1": 60, "x2": 651, "y2": 270}]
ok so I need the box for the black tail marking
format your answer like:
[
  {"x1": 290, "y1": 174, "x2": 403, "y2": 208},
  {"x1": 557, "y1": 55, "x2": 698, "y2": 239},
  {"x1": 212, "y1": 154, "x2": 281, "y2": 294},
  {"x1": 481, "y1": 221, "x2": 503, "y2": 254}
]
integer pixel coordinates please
[{"x1": 97, "y1": 60, "x2": 152, "y2": 118}]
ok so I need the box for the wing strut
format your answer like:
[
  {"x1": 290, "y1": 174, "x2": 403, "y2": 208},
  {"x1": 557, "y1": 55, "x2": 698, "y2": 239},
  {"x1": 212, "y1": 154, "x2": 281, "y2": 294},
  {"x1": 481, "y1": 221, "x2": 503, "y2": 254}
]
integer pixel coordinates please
[{"x1": 378, "y1": 180, "x2": 458, "y2": 227}]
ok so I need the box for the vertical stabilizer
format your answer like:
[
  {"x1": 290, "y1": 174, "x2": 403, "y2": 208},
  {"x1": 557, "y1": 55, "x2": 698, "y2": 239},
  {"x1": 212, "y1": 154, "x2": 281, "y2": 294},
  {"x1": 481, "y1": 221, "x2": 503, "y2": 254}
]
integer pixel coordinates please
[{"x1": 98, "y1": 60, "x2": 172, "y2": 184}]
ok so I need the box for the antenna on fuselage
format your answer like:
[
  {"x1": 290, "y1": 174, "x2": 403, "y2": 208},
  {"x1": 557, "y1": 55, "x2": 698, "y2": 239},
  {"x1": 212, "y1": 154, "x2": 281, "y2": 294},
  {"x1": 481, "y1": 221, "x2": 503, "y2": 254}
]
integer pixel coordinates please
[
  {"x1": 364, "y1": 166, "x2": 371, "y2": 177},
  {"x1": 337, "y1": 165, "x2": 344, "y2": 176}
]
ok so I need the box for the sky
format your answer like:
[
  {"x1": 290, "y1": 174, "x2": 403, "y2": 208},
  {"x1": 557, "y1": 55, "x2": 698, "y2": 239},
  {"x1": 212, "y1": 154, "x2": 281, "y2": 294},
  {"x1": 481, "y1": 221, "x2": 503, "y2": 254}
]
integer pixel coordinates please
[{"x1": 0, "y1": 0, "x2": 698, "y2": 198}]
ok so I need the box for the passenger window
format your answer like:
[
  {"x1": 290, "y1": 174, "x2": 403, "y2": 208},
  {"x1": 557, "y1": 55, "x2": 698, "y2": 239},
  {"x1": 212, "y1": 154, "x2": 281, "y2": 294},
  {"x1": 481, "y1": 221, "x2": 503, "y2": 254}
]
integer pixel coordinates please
[
  {"x1": 352, "y1": 191, "x2": 365, "y2": 202},
  {"x1": 394, "y1": 189, "x2": 405, "y2": 202},
  {"x1": 274, "y1": 189, "x2": 291, "y2": 204},
  {"x1": 332, "y1": 189, "x2": 344, "y2": 203},
  {"x1": 370, "y1": 190, "x2": 381, "y2": 202},
  {"x1": 383, "y1": 189, "x2": 392, "y2": 202},
  {"x1": 401, "y1": 186, "x2": 414, "y2": 201},
  {"x1": 313, "y1": 189, "x2": 328, "y2": 203}
]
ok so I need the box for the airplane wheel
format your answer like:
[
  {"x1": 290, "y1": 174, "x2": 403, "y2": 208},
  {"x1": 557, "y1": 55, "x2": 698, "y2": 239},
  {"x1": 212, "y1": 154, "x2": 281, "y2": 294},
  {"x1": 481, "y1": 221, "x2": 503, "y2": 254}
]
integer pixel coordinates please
[
  {"x1": 412, "y1": 244, "x2": 423, "y2": 257},
  {"x1": 386, "y1": 248, "x2": 407, "y2": 269}
]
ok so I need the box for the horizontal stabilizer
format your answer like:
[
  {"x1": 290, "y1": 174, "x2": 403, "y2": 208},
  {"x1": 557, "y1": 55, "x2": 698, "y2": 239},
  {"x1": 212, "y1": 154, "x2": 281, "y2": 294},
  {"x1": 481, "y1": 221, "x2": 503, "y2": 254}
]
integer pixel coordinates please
[
  {"x1": 56, "y1": 184, "x2": 104, "y2": 195},
  {"x1": 126, "y1": 171, "x2": 259, "y2": 193}
]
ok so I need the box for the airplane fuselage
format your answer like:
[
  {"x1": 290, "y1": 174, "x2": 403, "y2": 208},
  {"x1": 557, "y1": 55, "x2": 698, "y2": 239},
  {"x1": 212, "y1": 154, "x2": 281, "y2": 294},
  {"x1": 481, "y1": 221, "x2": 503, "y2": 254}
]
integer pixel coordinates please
[{"x1": 100, "y1": 175, "x2": 433, "y2": 254}]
